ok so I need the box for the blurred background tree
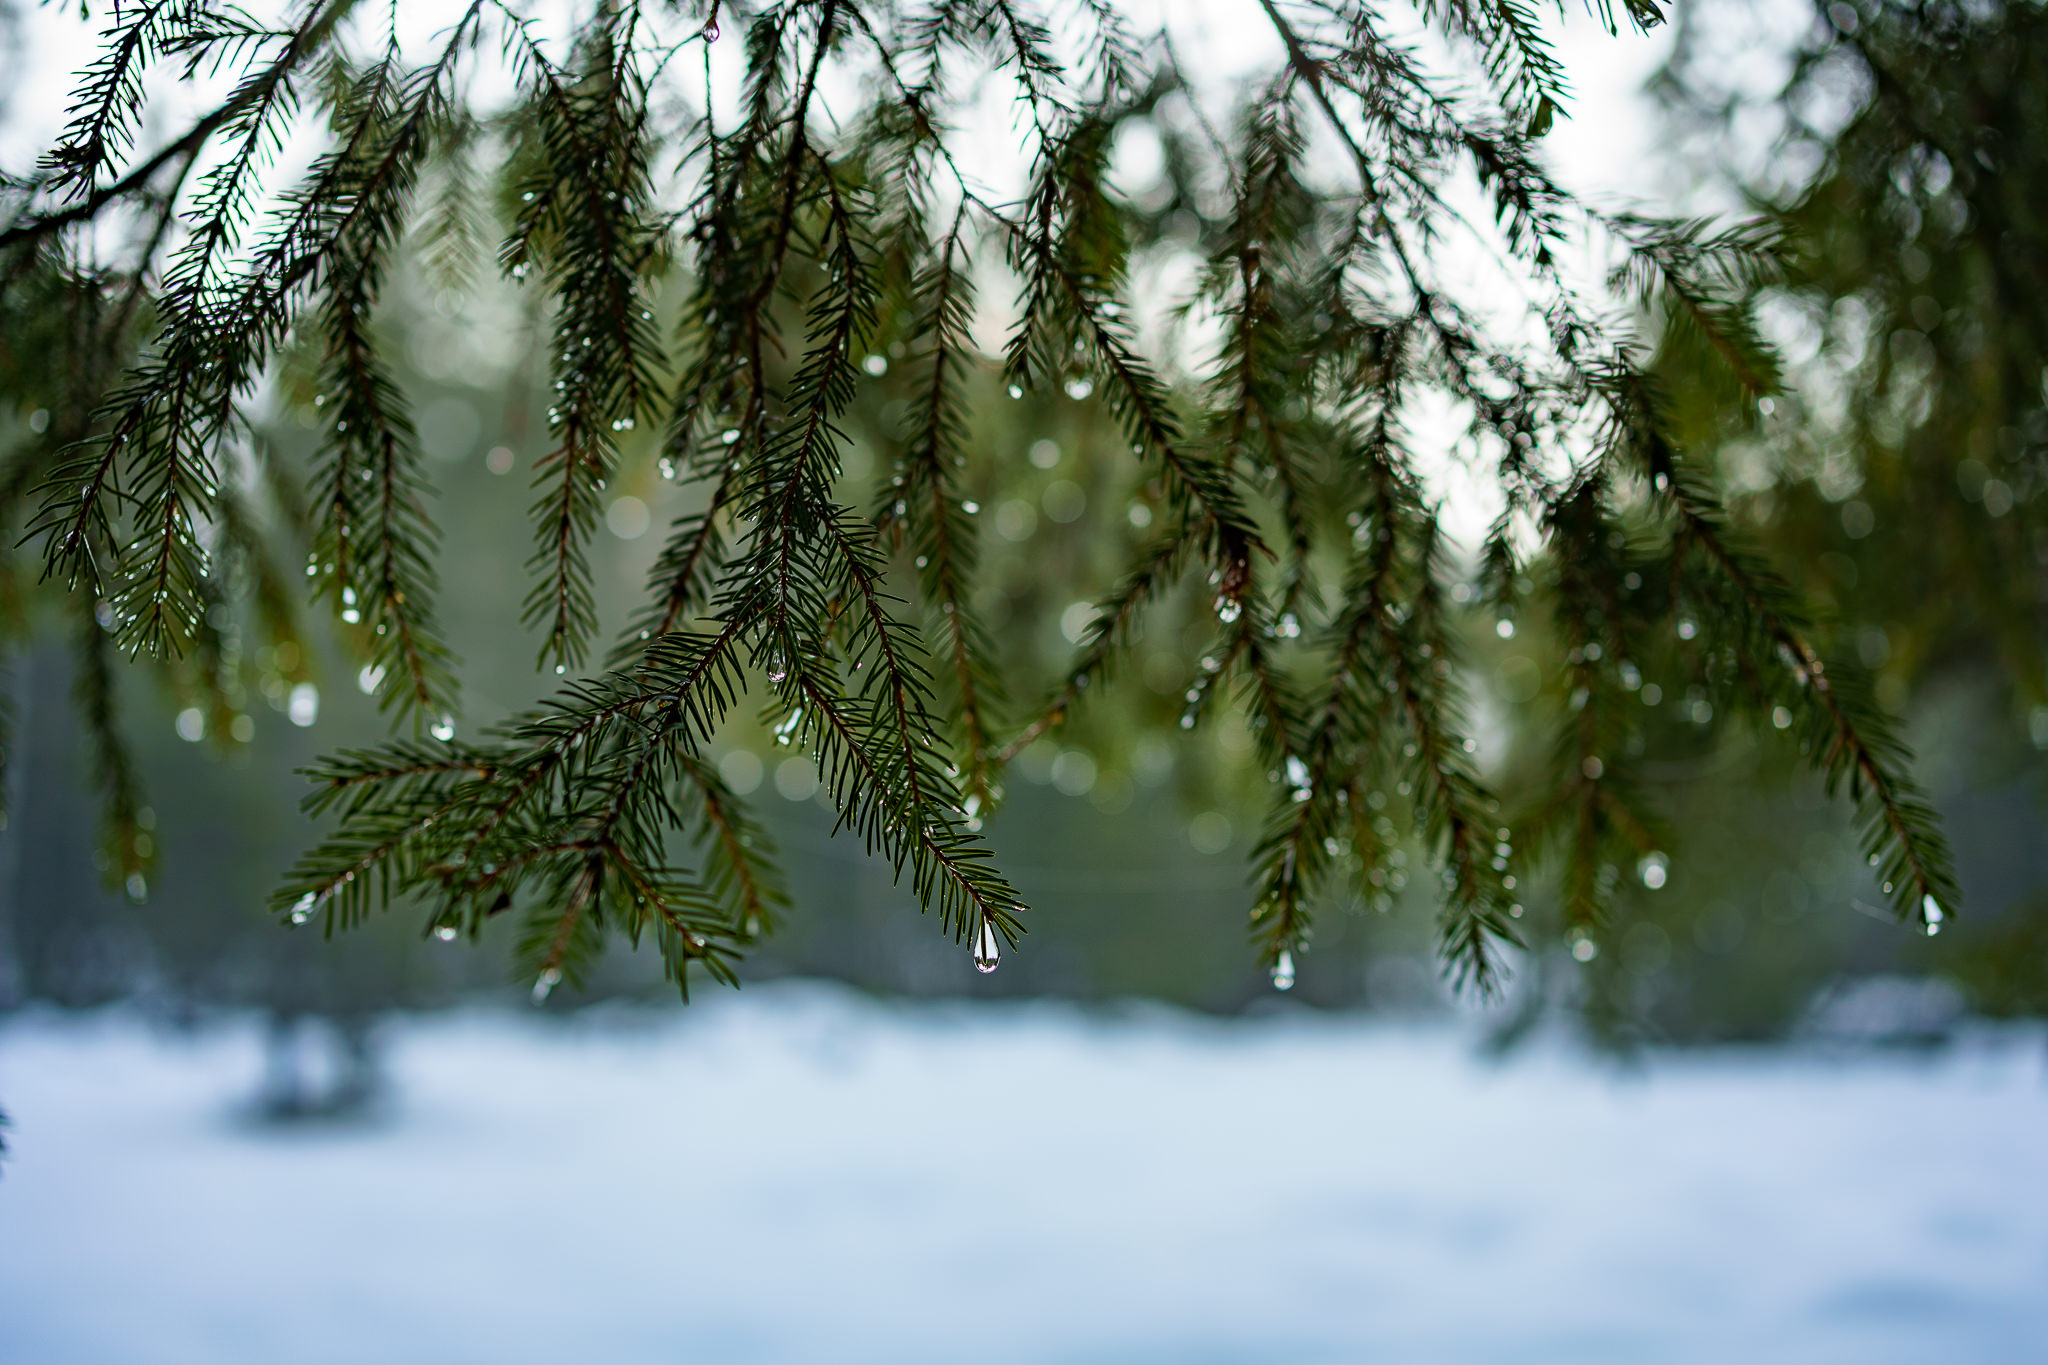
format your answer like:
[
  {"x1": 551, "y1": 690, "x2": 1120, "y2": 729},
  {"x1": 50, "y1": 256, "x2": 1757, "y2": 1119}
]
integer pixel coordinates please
[{"x1": 1551, "y1": 0, "x2": 2048, "y2": 1040}]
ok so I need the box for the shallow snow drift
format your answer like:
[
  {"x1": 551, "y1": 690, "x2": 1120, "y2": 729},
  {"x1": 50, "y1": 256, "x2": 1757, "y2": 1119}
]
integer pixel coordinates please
[{"x1": 2, "y1": 986, "x2": 2044, "y2": 1364}]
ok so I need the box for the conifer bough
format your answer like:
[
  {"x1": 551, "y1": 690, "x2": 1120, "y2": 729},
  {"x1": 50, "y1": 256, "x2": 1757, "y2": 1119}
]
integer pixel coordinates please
[{"x1": 0, "y1": 0, "x2": 1958, "y2": 1000}]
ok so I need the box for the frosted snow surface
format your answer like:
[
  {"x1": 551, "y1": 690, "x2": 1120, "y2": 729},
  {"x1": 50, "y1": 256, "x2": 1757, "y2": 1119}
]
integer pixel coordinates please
[{"x1": 3, "y1": 986, "x2": 2045, "y2": 1364}]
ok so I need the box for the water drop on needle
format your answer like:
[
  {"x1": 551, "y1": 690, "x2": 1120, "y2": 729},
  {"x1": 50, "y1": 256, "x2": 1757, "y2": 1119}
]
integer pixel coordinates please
[
  {"x1": 972, "y1": 921, "x2": 1001, "y2": 974},
  {"x1": 532, "y1": 967, "x2": 562, "y2": 1003},
  {"x1": 435, "y1": 925, "x2": 458, "y2": 942},
  {"x1": 1271, "y1": 949, "x2": 1296, "y2": 991}
]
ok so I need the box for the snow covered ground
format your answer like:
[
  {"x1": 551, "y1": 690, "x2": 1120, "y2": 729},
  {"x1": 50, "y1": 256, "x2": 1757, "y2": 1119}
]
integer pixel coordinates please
[{"x1": 2, "y1": 987, "x2": 2045, "y2": 1364}]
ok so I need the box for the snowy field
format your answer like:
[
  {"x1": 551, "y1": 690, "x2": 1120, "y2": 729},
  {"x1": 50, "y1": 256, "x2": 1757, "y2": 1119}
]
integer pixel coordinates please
[{"x1": 2, "y1": 987, "x2": 2045, "y2": 1365}]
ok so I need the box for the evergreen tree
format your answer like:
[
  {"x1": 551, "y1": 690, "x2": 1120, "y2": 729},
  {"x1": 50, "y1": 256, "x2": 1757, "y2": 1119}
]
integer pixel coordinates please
[
  {"x1": 0, "y1": 0, "x2": 1959, "y2": 1004},
  {"x1": 1644, "y1": 0, "x2": 2048, "y2": 1021}
]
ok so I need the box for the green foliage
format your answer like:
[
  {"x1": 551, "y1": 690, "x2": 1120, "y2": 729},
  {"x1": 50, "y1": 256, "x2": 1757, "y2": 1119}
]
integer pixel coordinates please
[
  {"x1": 0, "y1": 0, "x2": 1962, "y2": 1002},
  {"x1": 1588, "y1": 0, "x2": 2048, "y2": 1032}
]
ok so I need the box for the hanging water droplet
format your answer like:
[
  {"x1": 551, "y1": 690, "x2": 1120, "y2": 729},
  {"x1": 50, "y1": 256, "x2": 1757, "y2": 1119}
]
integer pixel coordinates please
[
  {"x1": 555, "y1": 664, "x2": 568, "y2": 676},
  {"x1": 290, "y1": 892, "x2": 317, "y2": 925},
  {"x1": 722, "y1": 428, "x2": 741, "y2": 445},
  {"x1": 973, "y1": 920, "x2": 1001, "y2": 973},
  {"x1": 431, "y1": 716, "x2": 455, "y2": 742},
  {"x1": 1007, "y1": 384, "x2": 1023, "y2": 399},
  {"x1": 435, "y1": 925, "x2": 459, "y2": 942},
  {"x1": 1922, "y1": 894, "x2": 1943, "y2": 932},
  {"x1": 531, "y1": 967, "x2": 562, "y2": 1003},
  {"x1": 1214, "y1": 596, "x2": 1241, "y2": 624},
  {"x1": 341, "y1": 608, "x2": 360, "y2": 624},
  {"x1": 1271, "y1": 949, "x2": 1296, "y2": 991}
]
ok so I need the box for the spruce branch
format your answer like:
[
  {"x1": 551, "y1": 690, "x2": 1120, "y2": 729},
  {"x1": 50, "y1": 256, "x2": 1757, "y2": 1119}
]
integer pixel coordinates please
[
  {"x1": 3, "y1": 0, "x2": 1964, "y2": 1005},
  {"x1": 876, "y1": 215, "x2": 1003, "y2": 806}
]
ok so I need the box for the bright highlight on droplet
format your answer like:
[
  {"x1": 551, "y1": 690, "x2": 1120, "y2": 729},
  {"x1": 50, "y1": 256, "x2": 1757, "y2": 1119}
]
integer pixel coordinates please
[
  {"x1": 1923, "y1": 894, "x2": 1944, "y2": 936},
  {"x1": 973, "y1": 921, "x2": 1001, "y2": 974},
  {"x1": 1640, "y1": 851, "x2": 1669, "y2": 890},
  {"x1": 435, "y1": 925, "x2": 458, "y2": 942},
  {"x1": 1271, "y1": 949, "x2": 1296, "y2": 991},
  {"x1": 532, "y1": 967, "x2": 562, "y2": 1003}
]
